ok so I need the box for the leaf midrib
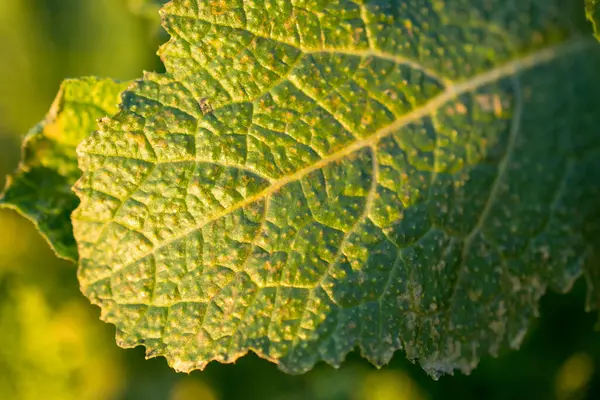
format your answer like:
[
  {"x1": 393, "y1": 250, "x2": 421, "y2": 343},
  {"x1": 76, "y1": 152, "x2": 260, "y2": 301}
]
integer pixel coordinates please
[{"x1": 82, "y1": 36, "x2": 593, "y2": 277}]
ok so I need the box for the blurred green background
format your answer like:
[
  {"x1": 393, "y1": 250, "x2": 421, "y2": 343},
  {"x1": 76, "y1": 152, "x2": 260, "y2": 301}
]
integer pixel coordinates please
[{"x1": 0, "y1": 1, "x2": 599, "y2": 399}]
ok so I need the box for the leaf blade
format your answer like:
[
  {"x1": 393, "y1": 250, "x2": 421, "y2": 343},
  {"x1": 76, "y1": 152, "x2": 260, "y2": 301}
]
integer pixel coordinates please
[{"x1": 73, "y1": 0, "x2": 600, "y2": 376}]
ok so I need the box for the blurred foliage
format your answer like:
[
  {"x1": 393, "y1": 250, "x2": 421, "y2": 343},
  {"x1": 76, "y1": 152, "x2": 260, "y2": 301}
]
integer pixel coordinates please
[
  {"x1": 0, "y1": 1, "x2": 599, "y2": 399},
  {"x1": 126, "y1": 0, "x2": 169, "y2": 19}
]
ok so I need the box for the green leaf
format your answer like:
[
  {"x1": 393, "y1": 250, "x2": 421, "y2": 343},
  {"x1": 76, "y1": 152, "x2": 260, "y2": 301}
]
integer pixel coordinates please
[
  {"x1": 587, "y1": 0, "x2": 600, "y2": 40},
  {"x1": 1, "y1": 78, "x2": 128, "y2": 261},
  {"x1": 73, "y1": 0, "x2": 600, "y2": 376}
]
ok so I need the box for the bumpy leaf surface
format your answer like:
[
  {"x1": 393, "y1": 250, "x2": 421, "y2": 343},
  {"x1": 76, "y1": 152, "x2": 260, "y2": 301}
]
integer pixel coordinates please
[
  {"x1": 587, "y1": 0, "x2": 600, "y2": 39},
  {"x1": 1, "y1": 78, "x2": 128, "y2": 261},
  {"x1": 73, "y1": 0, "x2": 600, "y2": 376}
]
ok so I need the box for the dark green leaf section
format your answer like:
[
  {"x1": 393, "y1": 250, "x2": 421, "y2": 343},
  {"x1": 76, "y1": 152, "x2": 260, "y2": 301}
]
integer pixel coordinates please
[
  {"x1": 73, "y1": 0, "x2": 600, "y2": 377},
  {"x1": 0, "y1": 78, "x2": 128, "y2": 261},
  {"x1": 586, "y1": 0, "x2": 600, "y2": 39}
]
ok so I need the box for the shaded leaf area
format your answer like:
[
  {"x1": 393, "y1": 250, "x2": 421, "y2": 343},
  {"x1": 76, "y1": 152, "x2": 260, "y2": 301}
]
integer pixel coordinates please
[
  {"x1": 0, "y1": 78, "x2": 128, "y2": 260},
  {"x1": 73, "y1": 0, "x2": 600, "y2": 377}
]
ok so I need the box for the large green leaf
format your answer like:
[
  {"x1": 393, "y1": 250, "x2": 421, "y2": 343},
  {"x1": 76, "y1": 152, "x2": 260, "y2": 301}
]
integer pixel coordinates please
[
  {"x1": 73, "y1": 0, "x2": 600, "y2": 376},
  {"x1": 0, "y1": 78, "x2": 128, "y2": 261}
]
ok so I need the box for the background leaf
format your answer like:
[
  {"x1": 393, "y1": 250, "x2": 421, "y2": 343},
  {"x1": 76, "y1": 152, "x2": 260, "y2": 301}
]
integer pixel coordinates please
[{"x1": 0, "y1": 78, "x2": 128, "y2": 260}]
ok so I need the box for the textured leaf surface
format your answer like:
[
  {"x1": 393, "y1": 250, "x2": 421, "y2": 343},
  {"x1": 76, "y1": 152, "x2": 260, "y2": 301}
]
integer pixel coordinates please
[
  {"x1": 587, "y1": 0, "x2": 600, "y2": 39},
  {"x1": 73, "y1": 0, "x2": 600, "y2": 376},
  {"x1": 1, "y1": 78, "x2": 128, "y2": 261}
]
